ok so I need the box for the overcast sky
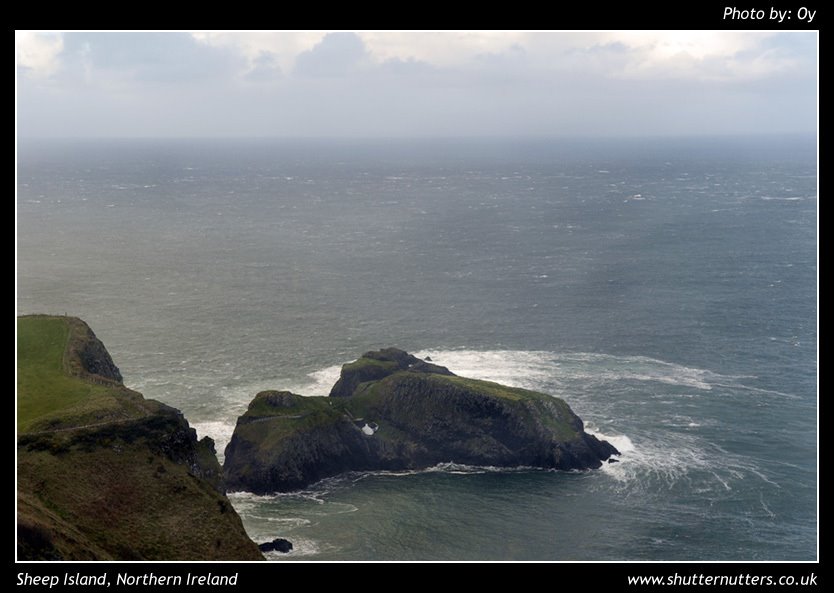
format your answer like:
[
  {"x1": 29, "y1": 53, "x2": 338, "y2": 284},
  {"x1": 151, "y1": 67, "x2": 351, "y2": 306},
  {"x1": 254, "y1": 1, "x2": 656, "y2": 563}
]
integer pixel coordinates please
[{"x1": 16, "y1": 31, "x2": 817, "y2": 138}]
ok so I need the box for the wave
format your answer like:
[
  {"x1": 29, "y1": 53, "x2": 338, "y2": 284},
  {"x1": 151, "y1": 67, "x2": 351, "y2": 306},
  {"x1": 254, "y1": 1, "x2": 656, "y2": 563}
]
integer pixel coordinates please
[
  {"x1": 228, "y1": 489, "x2": 328, "y2": 506},
  {"x1": 243, "y1": 516, "x2": 312, "y2": 528},
  {"x1": 347, "y1": 462, "x2": 546, "y2": 481},
  {"x1": 586, "y1": 424, "x2": 780, "y2": 496},
  {"x1": 190, "y1": 420, "x2": 237, "y2": 461},
  {"x1": 270, "y1": 349, "x2": 733, "y2": 399},
  {"x1": 412, "y1": 349, "x2": 759, "y2": 394},
  {"x1": 228, "y1": 487, "x2": 358, "y2": 512},
  {"x1": 295, "y1": 364, "x2": 343, "y2": 397}
]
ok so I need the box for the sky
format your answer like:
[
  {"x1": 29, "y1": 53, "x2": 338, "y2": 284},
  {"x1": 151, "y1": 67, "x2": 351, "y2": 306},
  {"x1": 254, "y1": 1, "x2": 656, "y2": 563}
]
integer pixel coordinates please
[{"x1": 16, "y1": 31, "x2": 817, "y2": 138}]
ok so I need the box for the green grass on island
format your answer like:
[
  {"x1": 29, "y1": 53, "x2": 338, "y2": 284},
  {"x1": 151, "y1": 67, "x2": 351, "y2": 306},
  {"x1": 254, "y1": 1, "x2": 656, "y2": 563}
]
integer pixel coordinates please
[
  {"x1": 342, "y1": 357, "x2": 399, "y2": 373},
  {"x1": 236, "y1": 368, "x2": 583, "y2": 448}
]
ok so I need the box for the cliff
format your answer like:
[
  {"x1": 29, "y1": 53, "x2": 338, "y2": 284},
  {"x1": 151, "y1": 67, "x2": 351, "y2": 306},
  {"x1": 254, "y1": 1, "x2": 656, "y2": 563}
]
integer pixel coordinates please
[
  {"x1": 16, "y1": 315, "x2": 263, "y2": 561},
  {"x1": 224, "y1": 348, "x2": 619, "y2": 494}
]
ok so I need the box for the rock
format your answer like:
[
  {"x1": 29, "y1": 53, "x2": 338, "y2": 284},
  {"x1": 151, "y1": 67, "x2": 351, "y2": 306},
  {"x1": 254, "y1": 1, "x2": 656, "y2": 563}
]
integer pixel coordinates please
[
  {"x1": 607, "y1": 457, "x2": 620, "y2": 464},
  {"x1": 224, "y1": 349, "x2": 620, "y2": 494},
  {"x1": 258, "y1": 538, "x2": 293, "y2": 553},
  {"x1": 63, "y1": 317, "x2": 124, "y2": 383},
  {"x1": 329, "y1": 347, "x2": 454, "y2": 398}
]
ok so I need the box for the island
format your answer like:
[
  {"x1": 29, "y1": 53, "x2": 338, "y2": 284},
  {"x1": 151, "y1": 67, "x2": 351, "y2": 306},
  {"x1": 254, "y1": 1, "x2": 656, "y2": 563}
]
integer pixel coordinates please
[
  {"x1": 224, "y1": 347, "x2": 619, "y2": 494},
  {"x1": 16, "y1": 315, "x2": 263, "y2": 560}
]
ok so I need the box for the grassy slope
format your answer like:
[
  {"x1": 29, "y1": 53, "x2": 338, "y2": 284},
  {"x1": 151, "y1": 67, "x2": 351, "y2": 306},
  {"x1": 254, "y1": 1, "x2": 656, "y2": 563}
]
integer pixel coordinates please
[
  {"x1": 240, "y1": 394, "x2": 342, "y2": 449},
  {"x1": 17, "y1": 315, "x2": 263, "y2": 560},
  {"x1": 430, "y1": 375, "x2": 580, "y2": 440},
  {"x1": 17, "y1": 316, "x2": 152, "y2": 433},
  {"x1": 18, "y1": 445, "x2": 253, "y2": 560}
]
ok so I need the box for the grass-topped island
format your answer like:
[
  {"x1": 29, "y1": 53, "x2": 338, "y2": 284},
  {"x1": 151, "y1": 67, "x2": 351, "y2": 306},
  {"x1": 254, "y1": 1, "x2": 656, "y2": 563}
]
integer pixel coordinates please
[{"x1": 224, "y1": 348, "x2": 619, "y2": 494}]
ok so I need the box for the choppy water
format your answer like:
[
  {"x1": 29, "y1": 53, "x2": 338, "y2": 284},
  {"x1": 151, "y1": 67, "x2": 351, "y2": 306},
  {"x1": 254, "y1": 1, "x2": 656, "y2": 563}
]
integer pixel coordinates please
[{"x1": 17, "y1": 137, "x2": 816, "y2": 560}]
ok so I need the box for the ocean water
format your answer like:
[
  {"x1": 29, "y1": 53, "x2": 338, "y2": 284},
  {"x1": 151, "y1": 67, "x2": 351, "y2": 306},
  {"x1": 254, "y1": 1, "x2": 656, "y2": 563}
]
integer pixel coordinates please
[{"x1": 16, "y1": 137, "x2": 817, "y2": 560}]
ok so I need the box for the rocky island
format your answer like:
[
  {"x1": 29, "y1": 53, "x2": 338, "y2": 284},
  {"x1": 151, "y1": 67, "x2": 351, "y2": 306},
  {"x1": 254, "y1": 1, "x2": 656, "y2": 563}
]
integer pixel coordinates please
[
  {"x1": 224, "y1": 348, "x2": 619, "y2": 494},
  {"x1": 16, "y1": 315, "x2": 263, "y2": 560}
]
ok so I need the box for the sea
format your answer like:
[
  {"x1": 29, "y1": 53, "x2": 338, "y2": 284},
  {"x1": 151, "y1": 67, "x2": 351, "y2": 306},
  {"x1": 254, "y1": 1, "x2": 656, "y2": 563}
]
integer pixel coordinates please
[{"x1": 16, "y1": 136, "x2": 817, "y2": 561}]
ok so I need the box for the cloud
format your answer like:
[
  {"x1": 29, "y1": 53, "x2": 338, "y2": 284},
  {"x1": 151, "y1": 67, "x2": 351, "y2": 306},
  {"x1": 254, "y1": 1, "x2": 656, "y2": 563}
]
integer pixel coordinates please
[
  {"x1": 378, "y1": 57, "x2": 436, "y2": 76},
  {"x1": 293, "y1": 32, "x2": 368, "y2": 78},
  {"x1": 473, "y1": 43, "x2": 527, "y2": 65},
  {"x1": 188, "y1": 31, "x2": 813, "y2": 86},
  {"x1": 58, "y1": 32, "x2": 244, "y2": 85},
  {"x1": 360, "y1": 31, "x2": 530, "y2": 67},
  {"x1": 16, "y1": 31, "x2": 816, "y2": 138},
  {"x1": 192, "y1": 31, "x2": 326, "y2": 77},
  {"x1": 567, "y1": 32, "x2": 813, "y2": 83},
  {"x1": 17, "y1": 31, "x2": 64, "y2": 78},
  {"x1": 244, "y1": 52, "x2": 282, "y2": 82}
]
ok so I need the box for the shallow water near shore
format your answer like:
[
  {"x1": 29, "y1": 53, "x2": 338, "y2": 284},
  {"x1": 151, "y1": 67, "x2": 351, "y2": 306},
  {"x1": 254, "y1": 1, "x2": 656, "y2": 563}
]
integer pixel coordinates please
[{"x1": 17, "y1": 136, "x2": 816, "y2": 560}]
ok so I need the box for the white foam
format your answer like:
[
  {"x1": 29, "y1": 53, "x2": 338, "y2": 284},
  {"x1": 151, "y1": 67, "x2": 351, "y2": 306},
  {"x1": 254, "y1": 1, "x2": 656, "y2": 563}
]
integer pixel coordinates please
[
  {"x1": 294, "y1": 364, "x2": 344, "y2": 397},
  {"x1": 339, "y1": 463, "x2": 546, "y2": 482},
  {"x1": 412, "y1": 349, "x2": 732, "y2": 393},
  {"x1": 759, "y1": 494, "x2": 776, "y2": 518},
  {"x1": 588, "y1": 430, "x2": 635, "y2": 455},
  {"x1": 589, "y1": 426, "x2": 779, "y2": 495},
  {"x1": 284, "y1": 350, "x2": 721, "y2": 399},
  {"x1": 595, "y1": 431, "x2": 702, "y2": 486},
  {"x1": 424, "y1": 462, "x2": 540, "y2": 475},
  {"x1": 191, "y1": 420, "x2": 237, "y2": 460},
  {"x1": 245, "y1": 516, "x2": 312, "y2": 528},
  {"x1": 413, "y1": 349, "x2": 556, "y2": 390}
]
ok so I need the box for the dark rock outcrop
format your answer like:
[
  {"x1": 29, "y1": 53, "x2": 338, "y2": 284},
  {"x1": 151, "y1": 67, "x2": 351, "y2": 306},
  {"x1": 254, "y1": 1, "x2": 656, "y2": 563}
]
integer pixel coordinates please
[
  {"x1": 329, "y1": 347, "x2": 454, "y2": 398},
  {"x1": 64, "y1": 317, "x2": 123, "y2": 383},
  {"x1": 225, "y1": 349, "x2": 619, "y2": 494},
  {"x1": 259, "y1": 538, "x2": 293, "y2": 553}
]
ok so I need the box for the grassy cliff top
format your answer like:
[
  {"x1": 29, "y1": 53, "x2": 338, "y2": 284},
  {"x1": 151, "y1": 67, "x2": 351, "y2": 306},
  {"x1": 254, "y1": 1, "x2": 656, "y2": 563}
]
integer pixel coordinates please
[
  {"x1": 17, "y1": 315, "x2": 157, "y2": 434},
  {"x1": 17, "y1": 315, "x2": 263, "y2": 560}
]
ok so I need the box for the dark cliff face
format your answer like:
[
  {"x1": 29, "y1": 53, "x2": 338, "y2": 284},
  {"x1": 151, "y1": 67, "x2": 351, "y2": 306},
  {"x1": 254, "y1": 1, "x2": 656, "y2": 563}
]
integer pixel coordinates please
[
  {"x1": 225, "y1": 349, "x2": 619, "y2": 494},
  {"x1": 224, "y1": 392, "x2": 374, "y2": 493},
  {"x1": 17, "y1": 315, "x2": 263, "y2": 561},
  {"x1": 64, "y1": 317, "x2": 124, "y2": 383}
]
